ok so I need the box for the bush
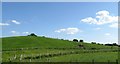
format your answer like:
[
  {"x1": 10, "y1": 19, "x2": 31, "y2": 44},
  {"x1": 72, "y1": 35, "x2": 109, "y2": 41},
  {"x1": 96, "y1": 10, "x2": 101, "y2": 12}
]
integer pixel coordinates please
[
  {"x1": 91, "y1": 42, "x2": 96, "y2": 44},
  {"x1": 61, "y1": 39, "x2": 64, "y2": 40},
  {"x1": 28, "y1": 33, "x2": 37, "y2": 37},
  {"x1": 97, "y1": 43, "x2": 100, "y2": 45},
  {"x1": 113, "y1": 43, "x2": 118, "y2": 46},
  {"x1": 105, "y1": 44, "x2": 113, "y2": 46},
  {"x1": 73, "y1": 39, "x2": 78, "y2": 42},
  {"x1": 79, "y1": 40, "x2": 84, "y2": 42}
]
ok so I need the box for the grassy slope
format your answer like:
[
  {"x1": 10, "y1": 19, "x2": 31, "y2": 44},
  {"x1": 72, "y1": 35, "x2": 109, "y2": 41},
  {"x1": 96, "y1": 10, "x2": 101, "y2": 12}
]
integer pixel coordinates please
[
  {"x1": 2, "y1": 36, "x2": 117, "y2": 49},
  {"x1": 2, "y1": 36, "x2": 79, "y2": 49},
  {"x1": 1, "y1": 36, "x2": 118, "y2": 62}
]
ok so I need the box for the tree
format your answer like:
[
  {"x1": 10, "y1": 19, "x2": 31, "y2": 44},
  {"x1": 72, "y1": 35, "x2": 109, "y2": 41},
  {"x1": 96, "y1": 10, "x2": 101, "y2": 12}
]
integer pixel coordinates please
[
  {"x1": 79, "y1": 40, "x2": 84, "y2": 42},
  {"x1": 105, "y1": 44, "x2": 113, "y2": 46},
  {"x1": 91, "y1": 42, "x2": 96, "y2": 44},
  {"x1": 97, "y1": 43, "x2": 101, "y2": 45},
  {"x1": 113, "y1": 43, "x2": 118, "y2": 46},
  {"x1": 73, "y1": 39, "x2": 78, "y2": 42},
  {"x1": 28, "y1": 33, "x2": 37, "y2": 37}
]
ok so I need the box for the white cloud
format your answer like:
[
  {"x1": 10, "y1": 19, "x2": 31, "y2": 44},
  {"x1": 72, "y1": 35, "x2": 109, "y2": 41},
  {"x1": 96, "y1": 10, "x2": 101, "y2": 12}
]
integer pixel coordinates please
[
  {"x1": 11, "y1": 31, "x2": 19, "y2": 34},
  {"x1": 1, "y1": 20, "x2": 21, "y2": 26},
  {"x1": 55, "y1": 29, "x2": 66, "y2": 33},
  {"x1": 81, "y1": 17, "x2": 97, "y2": 24},
  {"x1": 0, "y1": 23, "x2": 9, "y2": 26},
  {"x1": 81, "y1": 10, "x2": 118, "y2": 27},
  {"x1": 22, "y1": 32, "x2": 30, "y2": 34},
  {"x1": 11, "y1": 20, "x2": 21, "y2": 24},
  {"x1": 105, "y1": 33, "x2": 111, "y2": 36},
  {"x1": 96, "y1": 10, "x2": 109, "y2": 17},
  {"x1": 55, "y1": 28, "x2": 81, "y2": 35},
  {"x1": 11, "y1": 31, "x2": 31, "y2": 36}
]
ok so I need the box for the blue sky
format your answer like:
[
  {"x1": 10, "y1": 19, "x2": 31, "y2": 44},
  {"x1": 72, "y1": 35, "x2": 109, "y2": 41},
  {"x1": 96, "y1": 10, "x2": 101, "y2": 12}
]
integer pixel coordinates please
[
  {"x1": 2, "y1": 2, "x2": 118, "y2": 44},
  {"x1": 2, "y1": 0, "x2": 119, "y2": 2}
]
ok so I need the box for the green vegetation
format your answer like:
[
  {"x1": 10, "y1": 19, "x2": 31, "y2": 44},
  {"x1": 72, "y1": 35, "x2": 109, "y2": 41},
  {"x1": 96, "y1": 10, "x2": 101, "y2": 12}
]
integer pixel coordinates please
[
  {"x1": 2, "y1": 36, "x2": 79, "y2": 49},
  {"x1": 1, "y1": 36, "x2": 119, "y2": 62},
  {"x1": 40, "y1": 52, "x2": 118, "y2": 62}
]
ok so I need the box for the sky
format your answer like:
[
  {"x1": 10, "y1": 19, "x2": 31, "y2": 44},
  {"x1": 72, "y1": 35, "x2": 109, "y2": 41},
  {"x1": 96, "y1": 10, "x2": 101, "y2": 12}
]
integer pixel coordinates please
[
  {"x1": 1, "y1": 2, "x2": 118, "y2": 44},
  {"x1": 2, "y1": 0, "x2": 119, "y2": 2}
]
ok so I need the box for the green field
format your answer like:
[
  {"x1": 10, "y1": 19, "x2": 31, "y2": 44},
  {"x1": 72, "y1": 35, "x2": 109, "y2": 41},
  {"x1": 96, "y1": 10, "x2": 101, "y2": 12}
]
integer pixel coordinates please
[
  {"x1": 39, "y1": 52, "x2": 118, "y2": 62},
  {"x1": 1, "y1": 36, "x2": 119, "y2": 62}
]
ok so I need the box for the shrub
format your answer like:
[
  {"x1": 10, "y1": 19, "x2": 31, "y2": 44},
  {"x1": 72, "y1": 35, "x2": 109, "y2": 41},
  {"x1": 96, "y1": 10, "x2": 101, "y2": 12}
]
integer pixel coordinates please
[
  {"x1": 61, "y1": 39, "x2": 64, "y2": 40},
  {"x1": 97, "y1": 43, "x2": 100, "y2": 45},
  {"x1": 28, "y1": 33, "x2": 37, "y2": 37},
  {"x1": 73, "y1": 39, "x2": 78, "y2": 42},
  {"x1": 113, "y1": 43, "x2": 118, "y2": 46},
  {"x1": 79, "y1": 40, "x2": 84, "y2": 42},
  {"x1": 91, "y1": 42, "x2": 96, "y2": 44},
  {"x1": 105, "y1": 44, "x2": 113, "y2": 46}
]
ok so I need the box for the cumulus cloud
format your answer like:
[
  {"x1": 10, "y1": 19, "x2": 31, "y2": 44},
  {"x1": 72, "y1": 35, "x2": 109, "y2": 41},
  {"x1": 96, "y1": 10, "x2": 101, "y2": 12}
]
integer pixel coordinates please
[
  {"x1": 81, "y1": 17, "x2": 98, "y2": 24},
  {"x1": 55, "y1": 28, "x2": 81, "y2": 35},
  {"x1": 0, "y1": 23, "x2": 9, "y2": 26},
  {"x1": 81, "y1": 10, "x2": 118, "y2": 28},
  {"x1": 11, "y1": 20, "x2": 21, "y2": 24}
]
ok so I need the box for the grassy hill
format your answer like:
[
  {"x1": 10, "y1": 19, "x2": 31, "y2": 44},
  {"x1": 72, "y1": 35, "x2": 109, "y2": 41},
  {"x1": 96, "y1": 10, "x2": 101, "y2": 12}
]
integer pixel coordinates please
[
  {"x1": 2, "y1": 36, "x2": 118, "y2": 49},
  {"x1": 1, "y1": 36, "x2": 119, "y2": 62},
  {"x1": 2, "y1": 36, "x2": 79, "y2": 49}
]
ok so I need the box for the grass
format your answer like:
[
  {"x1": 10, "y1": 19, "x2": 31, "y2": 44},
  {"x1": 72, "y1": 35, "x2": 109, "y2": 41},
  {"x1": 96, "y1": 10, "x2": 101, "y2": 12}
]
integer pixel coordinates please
[
  {"x1": 43, "y1": 52, "x2": 118, "y2": 62},
  {"x1": 1, "y1": 36, "x2": 119, "y2": 62},
  {"x1": 2, "y1": 36, "x2": 79, "y2": 49},
  {"x1": 2, "y1": 36, "x2": 118, "y2": 49}
]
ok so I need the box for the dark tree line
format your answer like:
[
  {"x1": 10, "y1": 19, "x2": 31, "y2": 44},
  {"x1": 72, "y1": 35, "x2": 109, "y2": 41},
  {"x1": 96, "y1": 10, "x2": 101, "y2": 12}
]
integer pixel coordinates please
[{"x1": 105, "y1": 43, "x2": 118, "y2": 46}]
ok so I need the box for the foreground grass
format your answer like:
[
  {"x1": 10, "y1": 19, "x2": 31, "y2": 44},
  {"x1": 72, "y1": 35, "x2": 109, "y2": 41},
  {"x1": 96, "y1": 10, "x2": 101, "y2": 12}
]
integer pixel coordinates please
[
  {"x1": 3, "y1": 48, "x2": 118, "y2": 62},
  {"x1": 39, "y1": 52, "x2": 118, "y2": 62},
  {"x1": 2, "y1": 49, "x2": 74, "y2": 62}
]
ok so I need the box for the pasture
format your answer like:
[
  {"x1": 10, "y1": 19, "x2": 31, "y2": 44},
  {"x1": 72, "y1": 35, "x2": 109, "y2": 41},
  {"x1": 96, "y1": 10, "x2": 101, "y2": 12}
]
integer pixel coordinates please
[{"x1": 1, "y1": 36, "x2": 119, "y2": 63}]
